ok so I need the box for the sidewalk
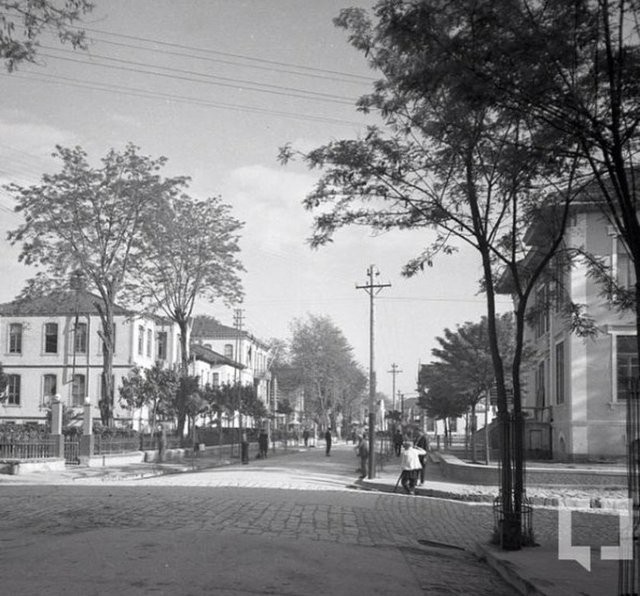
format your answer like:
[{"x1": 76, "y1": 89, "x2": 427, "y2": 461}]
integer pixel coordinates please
[{"x1": 360, "y1": 455, "x2": 622, "y2": 596}]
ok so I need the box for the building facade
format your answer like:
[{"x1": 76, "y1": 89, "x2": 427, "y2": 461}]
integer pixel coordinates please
[
  {"x1": 0, "y1": 290, "x2": 181, "y2": 428},
  {"x1": 191, "y1": 317, "x2": 272, "y2": 410},
  {"x1": 518, "y1": 205, "x2": 636, "y2": 460}
]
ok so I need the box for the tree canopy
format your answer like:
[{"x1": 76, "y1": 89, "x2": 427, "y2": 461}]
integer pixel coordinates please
[
  {"x1": 0, "y1": 0, "x2": 93, "y2": 71},
  {"x1": 134, "y1": 193, "x2": 245, "y2": 371},
  {"x1": 7, "y1": 144, "x2": 188, "y2": 425},
  {"x1": 288, "y1": 314, "x2": 366, "y2": 430}
]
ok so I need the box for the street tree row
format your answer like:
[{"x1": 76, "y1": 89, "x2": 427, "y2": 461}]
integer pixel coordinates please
[{"x1": 270, "y1": 314, "x2": 368, "y2": 435}]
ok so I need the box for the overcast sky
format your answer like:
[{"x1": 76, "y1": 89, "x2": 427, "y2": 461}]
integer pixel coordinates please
[{"x1": 0, "y1": 0, "x2": 511, "y2": 401}]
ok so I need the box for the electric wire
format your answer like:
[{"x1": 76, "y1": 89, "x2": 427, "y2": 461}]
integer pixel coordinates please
[
  {"x1": 81, "y1": 26, "x2": 375, "y2": 83},
  {"x1": 37, "y1": 50, "x2": 358, "y2": 106}
]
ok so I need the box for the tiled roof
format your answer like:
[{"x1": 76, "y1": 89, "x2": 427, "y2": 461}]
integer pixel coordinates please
[
  {"x1": 0, "y1": 290, "x2": 131, "y2": 317},
  {"x1": 191, "y1": 316, "x2": 237, "y2": 337},
  {"x1": 191, "y1": 315, "x2": 270, "y2": 349},
  {"x1": 191, "y1": 343, "x2": 243, "y2": 368}
]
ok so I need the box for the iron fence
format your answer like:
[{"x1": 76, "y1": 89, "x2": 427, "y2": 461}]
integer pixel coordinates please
[
  {"x1": 94, "y1": 436, "x2": 142, "y2": 455},
  {"x1": 0, "y1": 439, "x2": 58, "y2": 459}
]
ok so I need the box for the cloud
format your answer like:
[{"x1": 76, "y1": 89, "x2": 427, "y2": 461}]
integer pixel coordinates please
[{"x1": 222, "y1": 164, "x2": 317, "y2": 253}]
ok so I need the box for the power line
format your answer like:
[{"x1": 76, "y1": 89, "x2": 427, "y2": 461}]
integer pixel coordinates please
[
  {"x1": 37, "y1": 50, "x2": 358, "y2": 106},
  {"x1": 84, "y1": 36, "x2": 373, "y2": 87},
  {"x1": 3, "y1": 71, "x2": 366, "y2": 127},
  {"x1": 82, "y1": 26, "x2": 375, "y2": 83}
]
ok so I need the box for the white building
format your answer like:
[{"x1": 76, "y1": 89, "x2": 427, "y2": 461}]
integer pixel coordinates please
[
  {"x1": 0, "y1": 290, "x2": 180, "y2": 428},
  {"x1": 191, "y1": 316, "x2": 272, "y2": 409}
]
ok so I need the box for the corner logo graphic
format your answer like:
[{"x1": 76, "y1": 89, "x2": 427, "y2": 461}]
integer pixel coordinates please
[{"x1": 558, "y1": 500, "x2": 633, "y2": 571}]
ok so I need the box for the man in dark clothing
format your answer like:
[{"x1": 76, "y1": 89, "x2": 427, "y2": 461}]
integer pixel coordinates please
[
  {"x1": 258, "y1": 430, "x2": 269, "y2": 459},
  {"x1": 324, "y1": 428, "x2": 332, "y2": 456},
  {"x1": 302, "y1": 428, "x2": 310, "y2": 447},
  {"x1": 393, "y1": 429, "x2": 404, "y2": 457},
  {"x1": 356, "y1": 433, "x2": 369, "y2": 478},
  {"x1": 414, "y1": 432, "x2": 429, "y2": 484}
]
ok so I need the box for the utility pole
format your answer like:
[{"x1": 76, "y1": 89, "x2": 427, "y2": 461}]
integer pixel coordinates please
[
  {"x1": 357, "y1": 265, "x2": 391, "y2": 479},
  {"x1": 233, "y1": 308, "x2": 248, "y2": 463},
  {"x1": 387, "y1": 363, "x2": 402, "y2": 412}
]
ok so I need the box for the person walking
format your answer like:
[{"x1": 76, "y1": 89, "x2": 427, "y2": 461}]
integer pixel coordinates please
[
  {"x1": 356, "y1": 433, "x2": 369, "y2": 478},
  {"x1": 393, "y1": 429, "x2": 404, "y2": 457},
  {"x1": 400, "y1": 439, "x2": 426, "y2": 495},
  {"x1": 414, "y1": 431, "x2": 429, "y2": 485},
  {"x1": 302, "y1": 428, "x2": 310, "y2": 447},
  {"x1": 324, "y1": 428, "x2": 332, "y2": 456},
  {"x1": 258, "y1": 430, "x2": 269, "y2": 459}
]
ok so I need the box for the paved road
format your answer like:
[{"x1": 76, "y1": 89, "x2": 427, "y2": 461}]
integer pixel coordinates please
[{"x1": 0, "y1": 444, "x2": 621, "y2": 595}]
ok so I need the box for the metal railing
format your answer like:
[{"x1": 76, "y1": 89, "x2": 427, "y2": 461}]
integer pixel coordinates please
[
  {"x1": 0, "y1": 439, "x2": 58, "y2": 459},
  {"x1": 94, "y1": 436, "x2": 142, "y2": 455}
]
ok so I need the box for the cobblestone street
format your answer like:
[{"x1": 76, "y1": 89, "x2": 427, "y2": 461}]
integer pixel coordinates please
[{"x1": 0, "y1": 444, "x2": 622, "y2": 594}]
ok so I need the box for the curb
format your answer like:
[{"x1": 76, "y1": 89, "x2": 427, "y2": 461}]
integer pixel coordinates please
[
  {"x1": 359, "y1": 479, "x2": 629, "y2": 511},
  {"x1": 474, "y1": 542, "x2": 546, "y2": 596}
]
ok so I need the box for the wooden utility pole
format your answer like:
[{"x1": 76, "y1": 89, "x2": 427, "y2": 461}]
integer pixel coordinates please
[
  {"x1": 357, "y1": 265, "x2": 390, "y2": 479},
  {"x1": 388, "y1": 363, "x2": 402, "y2": 412}
]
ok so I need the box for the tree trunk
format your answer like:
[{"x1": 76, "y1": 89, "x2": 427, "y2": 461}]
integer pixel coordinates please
[{"x1": 471, "y1": 403, "x2": 477, "y2": 463}]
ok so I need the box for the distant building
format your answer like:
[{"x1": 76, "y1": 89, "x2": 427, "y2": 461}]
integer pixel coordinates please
[{"x1": 191, "y1": 316, "x2": 272, "y2": 412}]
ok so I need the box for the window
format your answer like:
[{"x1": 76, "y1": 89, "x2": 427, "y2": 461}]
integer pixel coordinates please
[
  {"x1": 6, "y1": 375, "x2": 20, "y2": 405},
  {"x1": 555, "y1": 342, "x2": 565, "y2": 405},
  {"x1": 617, "y1": 335, "x2": 639, "y2": 400},
  {"x1": 74, "y1": 322, "x2": 87, "y2": 354},
  {"x1": 449, "y1": 417, "x2": 458, "y2": 433},
  {"x1": 44, "y1": 322, "x2": 58, "y2": 353},
  {"x1": 535, "y1": 361, "x2": 546, "y2": 409},
  {"x1": 71, "y1": 374, "x2": 86, "y2": 406},
  {"x1": 426, "y1": 418, "x2": 435, "y2": 432},
  {"x1": 156, "y1": 331, "x2": 167, "y2": 360},
  {"x1": 534, "y1": 285, "x2": 549, "y2": 338},
  {"x1": 146, "y1": 329, "x2": 152, "y2": 357},
  {"x1": 212, "y1": 373, "x2": 220, "y2": 388},
  {"x1": 224, "y1": 344, "x2": 233, "y2": 359},
  {"x1": 616, "y1": 239, "x2": 636, "y2": 290},
  {"x1": 43, "y1": 374, "x2": 57, "y2": 401},
  {"x1": 8, "y1": 323, "x2": 22, "y2": 354},
  {"x1": 138, "y1": 325, "x2": 145, "y2": 356}
]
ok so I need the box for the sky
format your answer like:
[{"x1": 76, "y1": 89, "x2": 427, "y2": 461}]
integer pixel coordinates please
[{"x1": 0, "y1": 0, "x2": 511, "y2": 402}]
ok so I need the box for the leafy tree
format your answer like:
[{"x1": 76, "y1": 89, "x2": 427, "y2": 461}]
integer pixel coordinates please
[
  {"x1": 289, "y1": 314, "x2": 364, "y2": 430},
  {"x1": 172, "y1": 375, "x2": 201, "y2": 442},
  {"x1": 417, "y1": 363, "x2": 468, "y2": 446},
  {"x1": 0, "y1": 0, "x2": 93, "y2": 72},
  {"x1": 279, "y1": 3, "x2": 579, "y2": 548},
  {"x1": 420, "y1": 314, "x2": 518, "y2": 461},
  {"x1": 7, "y1": 144, "x2": 187, "y2": 425},
  {"x1": 134, "y1": 193, "x2": 244, "y2": 372},
  {"x1": 119, "y1": 363, "x2": 179, "y2": 433},
  {"x1": 459, "y1": 1, "x2": 640, "y2": 348}
]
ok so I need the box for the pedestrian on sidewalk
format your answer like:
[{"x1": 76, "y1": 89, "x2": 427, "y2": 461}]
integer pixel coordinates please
[
  {"x1": 414, "y1": 431, "x2": 429, "y2": 485},
  {"x1": 324, "y1": 428, "x2": 332, "y2": 456},
  {"x1": 302, "y1": 428, "x2": 309, "y2": 447},
  {"x1": 393, "y1": 429, "x2": 403, "y2": 457},
  {"x1": 355, "y1": 433, "x2": 369, "y2": 478},
  {"x1": 258, "y1": 430, "x2": 269, "y2": 459},
  {"x1": 400, "y1": 439, "x2": 426, "y2": 495}
]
